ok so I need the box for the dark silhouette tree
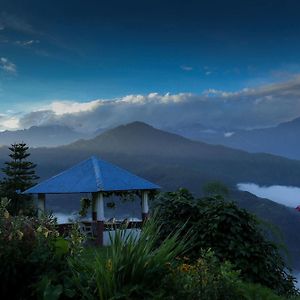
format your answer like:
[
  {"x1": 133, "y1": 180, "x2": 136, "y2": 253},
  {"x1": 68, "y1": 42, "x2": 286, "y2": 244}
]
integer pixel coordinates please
[{"x1": 0, "y1": 143, "x2": 39, "y2": 215}]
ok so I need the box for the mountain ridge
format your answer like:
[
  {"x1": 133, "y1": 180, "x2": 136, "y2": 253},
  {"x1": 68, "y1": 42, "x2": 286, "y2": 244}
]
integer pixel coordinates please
[
  {"x1": 167, "y1": 117, "x2": 300, "y2": 160},
  {"x1": 0, "y1": 125, "x2": 87, "y2": 148}
]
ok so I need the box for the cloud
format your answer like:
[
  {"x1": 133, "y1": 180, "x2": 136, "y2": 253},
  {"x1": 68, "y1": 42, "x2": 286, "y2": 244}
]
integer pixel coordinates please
[
  {"x1": 3, "y1": 76, "x2": 300, "y2": 132},
  {"x1": 0, "y1": 114, "x2": 19, "y2": 131},
  {"x1": 0, "y1": 12, "x2": 36, "y2": 35},
  {"x1": 224, "y1": 132, "x2": 234, "y2": 137},
  {"x1": 48, "y1": 100, "x2": 101, "y2": 115},
  {"x1": 15, "y1": 39, "x2": 40, "y2": 47},
  {"x1": 0, "y1": 57, "x2": 16, "y2": 74},
  {"x1": 203, "y1": 66, "x2": 215, "y2": 76},
  {"x1": 180, "y1": 65, "x2": 193, "y2": 71}
]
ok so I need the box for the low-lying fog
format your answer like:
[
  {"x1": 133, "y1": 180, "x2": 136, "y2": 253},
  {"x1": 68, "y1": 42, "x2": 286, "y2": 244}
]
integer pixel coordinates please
[{"x1": 237, "y1": 183, "x2": 300, "y2": 208}]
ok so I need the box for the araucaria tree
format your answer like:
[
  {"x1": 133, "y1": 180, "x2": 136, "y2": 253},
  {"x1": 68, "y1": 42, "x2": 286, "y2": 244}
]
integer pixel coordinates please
[{"x1": 0, "y1": 143, "x2": 39, "y2": 215}]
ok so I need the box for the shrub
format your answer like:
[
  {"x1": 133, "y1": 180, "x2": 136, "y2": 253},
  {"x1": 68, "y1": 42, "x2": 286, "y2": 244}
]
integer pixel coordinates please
[
  {"x1": 161, "y1": 249, "x2": 242, "y2": 300},
  {"x1": 153, "y1": 188, "x2": 298, "y2": 296},
  {"x1": 0, "y1": 198, "x2": 82, "y2": 299},
  {"x1": 69, "y1": 218, "x2": 189, "y2": 299},
  {"x1": 237, "y1": 282, "x2": 284, "y2": 300}
]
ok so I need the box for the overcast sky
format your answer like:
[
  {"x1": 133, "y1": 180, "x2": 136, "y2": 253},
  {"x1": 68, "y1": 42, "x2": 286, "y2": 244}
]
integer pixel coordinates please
[{"x1": 1, "y1": 0, "x2": 300, "y2": 131}]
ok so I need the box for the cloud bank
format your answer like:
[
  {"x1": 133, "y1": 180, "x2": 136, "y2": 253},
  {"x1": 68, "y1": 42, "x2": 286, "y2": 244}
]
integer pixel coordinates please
[{"x1": 3, "y1": 76, "x2": 300, "y2": 132}]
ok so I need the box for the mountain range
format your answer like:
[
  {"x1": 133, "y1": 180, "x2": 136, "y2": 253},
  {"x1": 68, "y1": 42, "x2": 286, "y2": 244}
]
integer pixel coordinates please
[
  {"x1": 1, "y1": 116, "x2": 300, "y2": 161},
  {"x1": 165, "y1": 117, "x2": 300, "y2": 160},
  {"x1": 1, "y1": 121, "x2": 300, "y2": 190},
  {"x1": 0, "y1": 121, "x2": 297, "y2": 188}
]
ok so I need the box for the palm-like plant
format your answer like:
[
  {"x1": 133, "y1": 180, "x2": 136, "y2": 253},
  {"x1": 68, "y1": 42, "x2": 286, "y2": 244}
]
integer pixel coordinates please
[{"x1": 70, "y1": 217, "x2": 190, "y2": 300}]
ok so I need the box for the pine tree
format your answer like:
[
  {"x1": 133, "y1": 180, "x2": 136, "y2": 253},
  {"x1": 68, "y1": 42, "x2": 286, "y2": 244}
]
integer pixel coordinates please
[{"x1": 0, "y1": 143, "x2": 39, "y2": 215}]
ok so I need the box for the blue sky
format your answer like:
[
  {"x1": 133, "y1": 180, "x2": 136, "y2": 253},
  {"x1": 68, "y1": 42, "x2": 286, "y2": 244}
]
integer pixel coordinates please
[{"x1": 1, "y1": 0, "x2": 300, "y2": 130}]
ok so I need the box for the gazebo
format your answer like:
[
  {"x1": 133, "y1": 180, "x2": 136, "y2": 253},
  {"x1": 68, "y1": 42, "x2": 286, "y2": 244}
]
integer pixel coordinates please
[{"x1": 23, "y1": 156, "x2": 160, "y2": 245}]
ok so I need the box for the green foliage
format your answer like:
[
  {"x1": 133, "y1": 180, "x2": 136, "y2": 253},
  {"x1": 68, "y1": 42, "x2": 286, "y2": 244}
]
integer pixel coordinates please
[
  {"x1": 153, "y1": 188, "x2": 298, "y2": 296},
  {"x1": 69, "y1": 218, "x2": 189, "y2": 299},
  {"x1": 68, "y1": 223, "x2": 86, "y2": 256},
  {"x1": 237, "y1": 282, "x2": 284, "y2": 300},
  {"x1": 2, "y1": 190, "x2": 296, "y2": 299},
  {"x1": 0, "y1": 143, "x2": 39, "y2": 215},
  {"x1": 0, "y1": 198, "x2": 83, "y2": 299},
  {"x1": 106, "y1": 201, "x2": 116, "y2": 209},
  {"x1": 35, "y1": 277, "x2": 64, "y2": 300},
  {"x1": 161, "y1": 249, "x2": 242, "y2": 300}
]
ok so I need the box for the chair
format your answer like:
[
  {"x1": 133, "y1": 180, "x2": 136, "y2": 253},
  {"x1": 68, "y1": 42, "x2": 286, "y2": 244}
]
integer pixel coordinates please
[{"x1": 79, "y1": 222, "x2": 93, "y2": 238}]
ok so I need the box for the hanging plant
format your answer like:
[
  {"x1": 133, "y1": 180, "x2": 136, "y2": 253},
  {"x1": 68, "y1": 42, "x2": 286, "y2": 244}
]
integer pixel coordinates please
[
  {"x1": 102, "y1": 191, "x2": 140, "y2": 208},
  {"x1": 106, "y1": 201, "x2": 116, "y2": 209},
  {"x1": 79, "y1": 198, "x2": 91, "y2": 217}
]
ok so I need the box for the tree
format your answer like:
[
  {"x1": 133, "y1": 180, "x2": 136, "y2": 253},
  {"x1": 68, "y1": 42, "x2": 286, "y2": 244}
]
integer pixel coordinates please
[
  {"x1": 203, "y1": 180, "x2": 229, "y2": 198},
  {"x1": 0, "y1": 143, "x2": 39, "y2": 215},
  {"x1": 153, "y1": 188, "x2": 297, "y2": 296}
]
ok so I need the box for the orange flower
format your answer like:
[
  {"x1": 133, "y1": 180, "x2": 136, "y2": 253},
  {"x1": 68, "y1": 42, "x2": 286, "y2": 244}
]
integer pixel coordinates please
[{"x1": 180, "y1": 263, "x2": 191, "y2": 273}]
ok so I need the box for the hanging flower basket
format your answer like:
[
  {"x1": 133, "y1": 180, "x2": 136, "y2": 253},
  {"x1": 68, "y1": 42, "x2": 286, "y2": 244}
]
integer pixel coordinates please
[{"x1": 107, "y1": 201, "x2": 116, "y2": 209}]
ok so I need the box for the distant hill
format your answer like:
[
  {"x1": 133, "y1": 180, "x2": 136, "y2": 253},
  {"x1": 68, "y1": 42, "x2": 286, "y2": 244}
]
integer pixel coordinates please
[
  {"x1": 217, "y1": 117, "x2": 300, "y2": 160},
  {"x1": 0, "y1": 125, "x2": 87, "y2": 148},
  {"x1": 167, "y1": 117, "x2": 300, "y2": 160},
  {"x1": 163, "y1": 122, "x2": 226, "y2": 144}
]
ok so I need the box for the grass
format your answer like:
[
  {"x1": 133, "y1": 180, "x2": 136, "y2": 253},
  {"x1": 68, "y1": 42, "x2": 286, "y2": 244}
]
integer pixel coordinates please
[{"x1": 82, "y1": 246, "x2": 111, "y2": 261}]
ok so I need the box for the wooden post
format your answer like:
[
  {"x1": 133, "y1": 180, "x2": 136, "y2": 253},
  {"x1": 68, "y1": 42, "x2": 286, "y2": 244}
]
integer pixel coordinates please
[
  {"x1": 92, "y1": 192, "x2": 97, "y2": 221},
  {"x1": 37, "y1": 193, "x2": 45, "y2": 218},
  {"x1": 95, "y1": 192, "x2": 105, "y2": 246},
  {"x1": 141, "y1": 190, "x2": 149, "y2": 222}
]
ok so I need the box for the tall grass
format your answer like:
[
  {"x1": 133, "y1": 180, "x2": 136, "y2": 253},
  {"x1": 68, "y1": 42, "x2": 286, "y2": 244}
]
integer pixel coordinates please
[{"x1": 69, "y1": 217, "x2": 189, "y2": 300}]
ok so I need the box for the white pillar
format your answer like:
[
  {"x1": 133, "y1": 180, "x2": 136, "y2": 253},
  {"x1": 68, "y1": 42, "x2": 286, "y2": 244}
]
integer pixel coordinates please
[
  {"x1": 96, "y1": 192, "x2": 105, "y2": 221},
  {"x1": 142, "y1": 191, "x2": 149, "y2": 221},
  {"x1": 142, "y1": 191, "x2": 149, "y2": 213},
  {"x1": 37, "y1": 193, "x2": 45, "y2": 218}
]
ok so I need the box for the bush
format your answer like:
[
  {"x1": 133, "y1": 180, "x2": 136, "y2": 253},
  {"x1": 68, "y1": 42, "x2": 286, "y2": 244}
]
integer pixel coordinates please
[
  {"x1": 161, "y1": 249, "x2": 242, "y2": 300},
  {"x1": 237, "y1": 282, "x2": 284, "y2": 300},
  {"x1": 0, "y1": 198, "x2": 82, "y2": 299},
  {"x1": 153, "y1": 188, "x2": 298, "y2": 296}
]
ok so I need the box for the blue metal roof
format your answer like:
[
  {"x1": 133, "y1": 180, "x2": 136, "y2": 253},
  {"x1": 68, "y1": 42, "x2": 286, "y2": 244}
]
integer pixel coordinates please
[{"x1": 23, "y1": 156, "x2": 160, "y2": 194}]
